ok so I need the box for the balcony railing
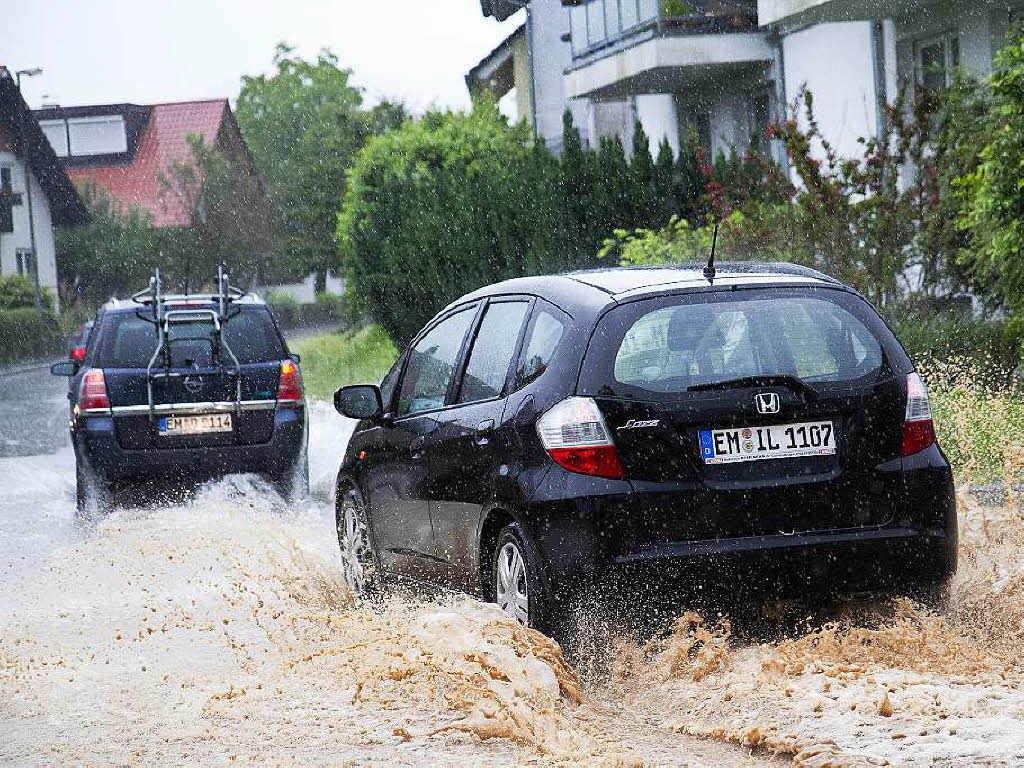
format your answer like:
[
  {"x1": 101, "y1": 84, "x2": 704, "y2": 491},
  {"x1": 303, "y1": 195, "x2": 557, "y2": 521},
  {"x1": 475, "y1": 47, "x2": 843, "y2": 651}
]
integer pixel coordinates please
[{"x1": 568, "y1": 0, "x2": 759, "y2": 61}]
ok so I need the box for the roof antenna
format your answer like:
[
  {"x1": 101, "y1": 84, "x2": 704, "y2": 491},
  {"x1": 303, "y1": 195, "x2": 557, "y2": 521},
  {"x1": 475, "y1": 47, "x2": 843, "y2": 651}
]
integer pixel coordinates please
[{"x1": 704, "y1": 220, "x2": 719, "y2": 283}]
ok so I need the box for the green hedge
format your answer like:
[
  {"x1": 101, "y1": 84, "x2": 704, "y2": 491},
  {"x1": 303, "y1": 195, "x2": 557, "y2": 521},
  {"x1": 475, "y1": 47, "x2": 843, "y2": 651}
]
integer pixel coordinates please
[
  {"x1": 890, "y1": 315, "x2": 1023, "y2": 384},
  {"x1": 0, "y1": 308, "x2": 64, "y2": 365}
]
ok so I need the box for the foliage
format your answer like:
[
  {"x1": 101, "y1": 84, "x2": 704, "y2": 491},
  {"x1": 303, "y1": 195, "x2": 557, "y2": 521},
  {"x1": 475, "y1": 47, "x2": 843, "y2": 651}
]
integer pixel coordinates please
[
  {"x1": 291, "y1": 324, "x2": 398, "y2": 401},
  {"x1": 599, "y1": 212, "x2": 742, "y2": 266},
  {"x1": 957, "y1": 29, "x2": 1024, "y2": 314},
  {"x1": 339, "y1": 103, "x2": 568, "y2": 343},
  {"x1": 918, "y1": 77, "x2": 990, "y2": 298},
  {"x1": 55, "y1": 183, "x2": 158, "y2": 307},
  {"x1": 263, "y1": 289, "x2": 298, "y2": 307},
  {"x1": 158, "y1": 135, "x2": 275, "y2": 292},
  {"x1": 0, "y1": 274, "x2": 52, "y2": 310},
  {"x1": 236, "y1": 44, "x2": 408, "y2": 291},
  {"x1": 892, "y1": 314, "x2": 1023, "y2": 385},
  {"x1": 0, "y1": 307, "x2": 63, "y2": 364},
  {"x1": 768, "y1": 87, "x2": 937, "y2": 305}
]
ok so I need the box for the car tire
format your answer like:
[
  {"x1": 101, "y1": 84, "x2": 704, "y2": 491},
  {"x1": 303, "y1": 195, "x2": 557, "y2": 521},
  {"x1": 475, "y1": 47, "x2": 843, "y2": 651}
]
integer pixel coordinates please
[
  {"x1": 915, "y1": 578, "x2": 952, "y2": 614},
  {"x1": 336, "y1": 484, "x2": 385, "y2": 599},
  {"x1": 75, "y1": 461, "x2": 112, "y2": 520},
  {"x1": 492, "y1": 522, "x2": 551, "y2": 633}
]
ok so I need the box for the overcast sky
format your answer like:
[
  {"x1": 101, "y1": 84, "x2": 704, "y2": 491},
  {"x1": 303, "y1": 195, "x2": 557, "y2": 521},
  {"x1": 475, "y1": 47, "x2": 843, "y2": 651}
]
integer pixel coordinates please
[{"x1": 5, "y1": 1, "x2": 524, "y2": 112}]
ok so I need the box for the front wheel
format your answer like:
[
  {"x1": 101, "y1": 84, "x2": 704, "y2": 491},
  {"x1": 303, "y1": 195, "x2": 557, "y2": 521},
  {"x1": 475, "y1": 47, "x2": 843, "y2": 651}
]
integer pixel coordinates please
[
  {"x1": 337, "y1": 486, "x2": 383, "y2": 598},
  {"x1": 492, "y1": 523, "x2": 550, "y2": 632}
]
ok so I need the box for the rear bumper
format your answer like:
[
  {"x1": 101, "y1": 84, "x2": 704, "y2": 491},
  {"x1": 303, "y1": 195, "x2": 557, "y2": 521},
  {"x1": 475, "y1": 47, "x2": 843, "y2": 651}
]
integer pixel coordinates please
[
  {"x1": 523, "y1": 448, "x2": 957, "y2": 599},
  {"x1": 74, "y1": 407, "x2": 306, "y2": 482}
]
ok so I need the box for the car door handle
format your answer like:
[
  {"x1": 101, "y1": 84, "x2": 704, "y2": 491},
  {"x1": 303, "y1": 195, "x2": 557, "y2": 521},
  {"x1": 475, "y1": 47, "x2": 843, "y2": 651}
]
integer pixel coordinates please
[
  {"x1": 410, "y1": 436, "x2": 426, "y2": 459},
  {"x1": 475, "y1": 419, "x2": 494, "y2": 446}
]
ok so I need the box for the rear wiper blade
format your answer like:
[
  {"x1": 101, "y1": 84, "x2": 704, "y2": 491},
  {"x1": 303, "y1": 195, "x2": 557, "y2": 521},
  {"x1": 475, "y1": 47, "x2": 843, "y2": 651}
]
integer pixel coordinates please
[{"x1": 688, "y1": 375, "x2": 819, "y2": 399}]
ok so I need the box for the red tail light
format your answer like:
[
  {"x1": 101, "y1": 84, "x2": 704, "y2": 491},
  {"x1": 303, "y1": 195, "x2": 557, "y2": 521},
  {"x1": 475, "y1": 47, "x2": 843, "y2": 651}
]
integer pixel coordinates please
[
  {"x1": 78, "y1": 368, "x2": 110, "y2": 412},
  {"x1": 71, "y1": 346, "x2": 86, "y2": 361},
  {"x1": 536, "y1": 397, "x2": 625, "y2": 480},
  {"x1": 901, "y1": 372, "x2": 936, "y2": 456},
  {"x1": 277, "y1": 359, "x2": 304, "y2": 403}
]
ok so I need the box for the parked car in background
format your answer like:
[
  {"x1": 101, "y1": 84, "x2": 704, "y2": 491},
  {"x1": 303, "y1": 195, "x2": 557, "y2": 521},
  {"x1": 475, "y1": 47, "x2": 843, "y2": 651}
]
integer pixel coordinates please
[
  {"x1": 332, "y1": 264, "x2": 957, "y2": 634},
  {"x1": 52, "y1": 270, "x2": 308, "y2": 514},
  {"x1": 68, "y1": 320, "x2": 94, "y2": 364}
]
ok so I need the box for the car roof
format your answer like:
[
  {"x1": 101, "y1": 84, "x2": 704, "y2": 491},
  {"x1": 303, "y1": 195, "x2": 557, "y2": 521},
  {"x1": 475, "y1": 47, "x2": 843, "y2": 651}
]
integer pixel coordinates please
[
  {"x1": 564, "y1": 263, "x2": 840, "y2": 296},
  {"x1": 450, "y1": 263, "x2": 845, "y2": 319}
]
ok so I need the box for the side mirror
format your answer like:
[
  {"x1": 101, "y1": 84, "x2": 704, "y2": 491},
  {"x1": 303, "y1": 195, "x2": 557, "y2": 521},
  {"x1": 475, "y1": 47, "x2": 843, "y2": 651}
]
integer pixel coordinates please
[
  {"x1": 51, "y1": 360, "x2": 77, "y2": 377},
  {"x1": 289, "y1": 352, "x2": 301, "y2": 364},
  {"x1": 334, "y1": 384, "x2": 383, "y2": 420}
]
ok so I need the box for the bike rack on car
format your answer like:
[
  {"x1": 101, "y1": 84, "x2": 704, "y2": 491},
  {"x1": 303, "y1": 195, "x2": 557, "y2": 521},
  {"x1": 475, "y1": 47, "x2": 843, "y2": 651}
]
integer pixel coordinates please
[{"x1": 132, "y1": 266, "x2": 245, "y2": 435}]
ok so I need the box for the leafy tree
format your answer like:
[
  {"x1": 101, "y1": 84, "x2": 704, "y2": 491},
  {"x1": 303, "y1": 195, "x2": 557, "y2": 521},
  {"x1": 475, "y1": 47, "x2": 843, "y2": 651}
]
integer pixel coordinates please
[
  {"x1": 958, "y1": 29, "x2": 1024, "y2": 312},
  {"x1": 158, "y1": 135, "x2": 275, "y2": 291},
  {"x1": 55, "y1": 183, "x2": 158, "y2": 307},
  {"x1": 236, "y1": 44, "x2": 407, "y2": 292}
]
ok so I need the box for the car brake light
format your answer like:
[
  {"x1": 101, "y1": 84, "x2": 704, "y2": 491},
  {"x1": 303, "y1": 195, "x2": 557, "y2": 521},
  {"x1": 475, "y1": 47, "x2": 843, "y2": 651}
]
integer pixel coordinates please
[
  {"x1": 71, "y1": 346, "x2": 86, "y2": 361},
  {"x1": 277, "y1": 359, "x2": 304, "y2": 402},
  {"x1": 536, "y1": 397, "x2": 625, "y2": 480},
  {"x1": 901, "y1": 372, "x2": 936, "y2": 456},
  {"x1": 78, "y1": 368, "x2": 110, "y2": 412}
]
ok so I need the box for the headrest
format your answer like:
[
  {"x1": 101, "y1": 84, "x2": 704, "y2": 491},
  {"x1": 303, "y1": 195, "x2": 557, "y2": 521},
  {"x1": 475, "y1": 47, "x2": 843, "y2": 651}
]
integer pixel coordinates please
[{"x1": 666, "y1": 305, "x2": 712, "y2": 352}]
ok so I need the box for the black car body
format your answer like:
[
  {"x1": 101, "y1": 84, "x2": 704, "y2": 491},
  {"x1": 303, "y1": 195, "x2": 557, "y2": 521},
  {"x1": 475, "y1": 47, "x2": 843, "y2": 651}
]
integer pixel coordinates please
[
  {"x1": 53, "y1": 276, "x2": 308, "y2": 512},
  {"x1": 333, "y1": 265, "x2": 956, "y2": 629}
]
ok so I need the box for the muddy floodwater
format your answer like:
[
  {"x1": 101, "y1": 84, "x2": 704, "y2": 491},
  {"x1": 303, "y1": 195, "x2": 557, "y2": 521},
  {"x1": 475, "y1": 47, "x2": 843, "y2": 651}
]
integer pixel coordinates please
[{"x1": 3, "y1": 368, "x2": 1024, "y2": 765}]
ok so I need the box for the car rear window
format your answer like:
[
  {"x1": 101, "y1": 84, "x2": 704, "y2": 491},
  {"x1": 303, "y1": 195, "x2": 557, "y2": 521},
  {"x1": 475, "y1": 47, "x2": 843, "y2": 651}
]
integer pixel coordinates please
[
  {"x1": 97, "y1": 308, "x2": 287, "y2": 368},
  {"x1": 583, "y1": 289, "x2": 890, "y2": 399}
]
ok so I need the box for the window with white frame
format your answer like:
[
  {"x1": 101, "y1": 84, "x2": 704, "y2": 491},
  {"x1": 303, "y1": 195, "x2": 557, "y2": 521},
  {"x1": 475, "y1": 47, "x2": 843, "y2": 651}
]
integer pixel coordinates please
[
  {"x1": 68, "y1": 115, "x2": 128, "y2": 156},
  {"x1": 16, "y1": 249, "x2": 36, "y2": 278},
  {"x1": 915, "y1": 32, "x2": 959, "y2": 90}
]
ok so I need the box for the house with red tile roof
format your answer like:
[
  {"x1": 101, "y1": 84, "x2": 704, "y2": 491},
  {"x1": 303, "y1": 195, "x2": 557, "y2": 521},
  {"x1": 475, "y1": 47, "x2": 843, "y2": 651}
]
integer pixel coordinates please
[{"x1": 34, "y1": 98, "x2": 261, "y2": 229}]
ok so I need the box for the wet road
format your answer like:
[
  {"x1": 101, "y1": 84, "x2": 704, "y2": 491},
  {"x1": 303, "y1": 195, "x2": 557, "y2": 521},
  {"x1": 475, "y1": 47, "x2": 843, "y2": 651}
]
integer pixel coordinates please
[
  {"x1": 0, "y1": 364, "x2": 79, "y2": 609},
  {"x1": 0, "y1": 362, "x2": 770, "y2": 765}
]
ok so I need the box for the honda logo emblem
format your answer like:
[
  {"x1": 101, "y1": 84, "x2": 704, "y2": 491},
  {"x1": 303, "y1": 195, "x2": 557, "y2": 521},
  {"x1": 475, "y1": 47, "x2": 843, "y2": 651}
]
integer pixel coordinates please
[{"x1": 755, "y1": 392, "x2": 780, "y2": 414}]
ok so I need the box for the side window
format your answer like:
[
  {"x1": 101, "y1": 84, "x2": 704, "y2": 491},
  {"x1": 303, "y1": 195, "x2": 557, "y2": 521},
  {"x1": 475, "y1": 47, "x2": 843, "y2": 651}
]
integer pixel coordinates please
[
  {"x1": 457, "y1": 301, "x2": 529, "y2": 404},
  {"x1": 396, "y1": 308, "x2": 475, "y2": 416},
  {"x1": 515, "y1": 306, "x2": 566, "y2": 388}
]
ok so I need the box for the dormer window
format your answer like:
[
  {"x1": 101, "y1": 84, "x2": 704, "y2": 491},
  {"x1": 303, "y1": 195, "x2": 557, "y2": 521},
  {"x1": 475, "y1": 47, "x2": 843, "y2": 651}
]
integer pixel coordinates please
[{"x1": 39, "y1": 114, "x2": 129, "y2": 158}]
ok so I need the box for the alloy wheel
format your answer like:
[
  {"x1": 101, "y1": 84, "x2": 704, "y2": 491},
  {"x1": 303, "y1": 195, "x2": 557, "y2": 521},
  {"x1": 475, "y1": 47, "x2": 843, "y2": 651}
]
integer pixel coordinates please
[
  {"x1": 495, "y1": 541, "x2": 529, "y2": 625},
  {"x1": 338, "y1": 495, "x2": 375, "y2": 596}
]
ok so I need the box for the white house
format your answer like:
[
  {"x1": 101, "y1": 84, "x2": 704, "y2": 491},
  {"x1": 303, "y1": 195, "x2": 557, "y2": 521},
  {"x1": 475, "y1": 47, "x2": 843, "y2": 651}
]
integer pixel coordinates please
[
  {"x1": 0, "y1": 67, "x2": 88, "y2": 309},
  {"x1": 471, "y1": 1, "x2": 1024, "y2": 166}
]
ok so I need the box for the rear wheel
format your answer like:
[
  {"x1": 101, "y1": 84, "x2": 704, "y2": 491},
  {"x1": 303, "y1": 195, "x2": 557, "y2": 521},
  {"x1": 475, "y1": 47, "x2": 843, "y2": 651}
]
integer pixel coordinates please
[
  {"x1": 75, "y1": 461, "x2": 112, "y2": 520},
  {"x1": 275, "y1": 454, "x2": 309, "y2": 502},
  {"x1": 492, "y1": 523, "x2": 550, "y2": 632},
  {"x1": 337, "y1": 485, "x2": 383, "y2": 598}
]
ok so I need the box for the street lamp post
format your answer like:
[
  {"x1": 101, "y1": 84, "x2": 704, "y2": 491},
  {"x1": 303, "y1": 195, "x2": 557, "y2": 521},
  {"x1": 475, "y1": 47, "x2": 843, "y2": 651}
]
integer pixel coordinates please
[{"x1": 15, "y1": 68, "x2": 43, "y2": 311}]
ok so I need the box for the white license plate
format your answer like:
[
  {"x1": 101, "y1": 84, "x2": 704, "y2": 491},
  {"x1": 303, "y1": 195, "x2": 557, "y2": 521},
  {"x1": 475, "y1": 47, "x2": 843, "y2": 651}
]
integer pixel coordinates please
[
  {"x1": 699, "y1": 420, "x2": 836, "y2": 465},
  {"x1": 159, "y1": 413, "x2": 233, "y2": 436}
]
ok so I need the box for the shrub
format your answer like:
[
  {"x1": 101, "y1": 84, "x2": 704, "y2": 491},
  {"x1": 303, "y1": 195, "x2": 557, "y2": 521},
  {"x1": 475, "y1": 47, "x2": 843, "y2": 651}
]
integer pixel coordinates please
[
  {"x1": 890, "y1": 315, "x2": 1023, "y2": 386},
  {"x1": 0, "y1": 308, "x2": 64, "y2": 365},
  {"x1": 0, "y1": 274, "x2": 53, "y2": 311},
  {"x1": 339, "y1": 103, "x2": 568, "y2": 344}
]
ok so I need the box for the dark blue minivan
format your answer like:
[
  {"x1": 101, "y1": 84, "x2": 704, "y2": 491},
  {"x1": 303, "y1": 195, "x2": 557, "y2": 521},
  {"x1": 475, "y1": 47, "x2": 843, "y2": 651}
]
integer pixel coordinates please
[{"x1": 52, "y1": 271, "x2": 307, "y2": 513}]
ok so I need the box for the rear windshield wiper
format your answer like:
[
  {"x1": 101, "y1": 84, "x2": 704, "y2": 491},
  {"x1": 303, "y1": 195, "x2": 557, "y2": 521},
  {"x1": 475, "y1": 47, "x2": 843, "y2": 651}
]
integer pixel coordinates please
[{"x1": 688, "y1": 374, "x2": 819, "y2": 399}]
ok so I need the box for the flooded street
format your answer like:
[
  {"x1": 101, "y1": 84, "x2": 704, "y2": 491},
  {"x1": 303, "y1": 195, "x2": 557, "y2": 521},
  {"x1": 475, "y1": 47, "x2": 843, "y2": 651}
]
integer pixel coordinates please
[
  {"x1": 0, "y1": 375, "x2": 760, "y2": 765},
  {"x1": 3, "y1": 372, "x2": 1024, "y2": 765}
]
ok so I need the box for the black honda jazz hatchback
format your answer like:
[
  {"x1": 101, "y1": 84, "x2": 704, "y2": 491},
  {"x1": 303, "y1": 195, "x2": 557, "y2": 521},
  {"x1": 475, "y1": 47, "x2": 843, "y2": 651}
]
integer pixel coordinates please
[{"x1": 333, "y1": 265, "x2": 957, "y2": 632}]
